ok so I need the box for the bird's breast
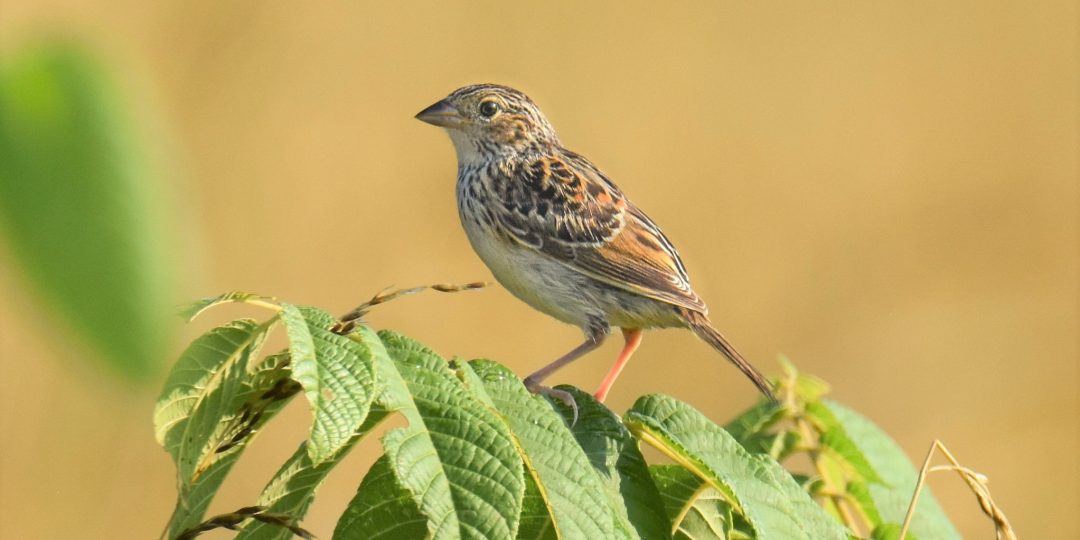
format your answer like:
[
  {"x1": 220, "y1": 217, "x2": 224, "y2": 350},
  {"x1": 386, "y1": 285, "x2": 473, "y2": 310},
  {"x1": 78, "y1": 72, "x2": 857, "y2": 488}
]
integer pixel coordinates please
[{"x1": 455, "y1": 168, "x2": 593, "y2": 327}]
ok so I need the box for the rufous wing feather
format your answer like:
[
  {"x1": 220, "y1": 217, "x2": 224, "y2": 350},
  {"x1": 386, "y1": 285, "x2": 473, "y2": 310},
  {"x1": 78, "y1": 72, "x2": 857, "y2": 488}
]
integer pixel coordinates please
[{"x1": 493, "y1": 149, "x2": 706, "y2": 313}]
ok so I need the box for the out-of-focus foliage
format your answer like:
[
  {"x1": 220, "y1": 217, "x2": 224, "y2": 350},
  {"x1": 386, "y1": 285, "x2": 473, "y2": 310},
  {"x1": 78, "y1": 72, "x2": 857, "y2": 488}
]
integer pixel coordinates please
[
  {"x1": 155, "y1": 292, "x2": 968, "y2": 540},
  {"x1": 0, "y1": 41, "x2": 174, "y2": 379}
]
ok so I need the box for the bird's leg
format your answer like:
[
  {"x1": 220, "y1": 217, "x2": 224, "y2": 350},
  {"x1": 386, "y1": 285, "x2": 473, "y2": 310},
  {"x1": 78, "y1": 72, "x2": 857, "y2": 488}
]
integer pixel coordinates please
[
  {"x1": 523, "y1": 331, "x2": 606, "y2": 424},
  {"x1": 523, "y1": 333, "x2": 607, "y2": 388},
  {"x1": 594, "y1": 328, "x2": 643, "y2": 402}
]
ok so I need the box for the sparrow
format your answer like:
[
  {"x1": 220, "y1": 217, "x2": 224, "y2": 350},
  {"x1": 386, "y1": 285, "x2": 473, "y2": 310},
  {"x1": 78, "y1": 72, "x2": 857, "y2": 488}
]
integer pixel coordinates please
[{"x1": 416, "y1": 84, "x2": 776, "y2": 410}]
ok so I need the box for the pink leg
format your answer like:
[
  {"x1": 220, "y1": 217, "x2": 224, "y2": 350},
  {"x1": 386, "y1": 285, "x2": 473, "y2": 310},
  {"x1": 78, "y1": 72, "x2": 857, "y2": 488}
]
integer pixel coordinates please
[
  {"x1": 594, "y1": 328, "x2": 643, "y2": 402},
  {"x1": 523, "y1": 333, "x2": 606, "y2": 390},
  {"x1": 524, "y1": 333, "x2": 607, "y2": 425}
]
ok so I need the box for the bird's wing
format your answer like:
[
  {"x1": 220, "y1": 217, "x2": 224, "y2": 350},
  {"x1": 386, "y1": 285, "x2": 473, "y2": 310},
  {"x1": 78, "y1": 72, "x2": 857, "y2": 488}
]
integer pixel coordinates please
[{"x1": 493, "y1": 149, "x2": 707, "y2": 314}]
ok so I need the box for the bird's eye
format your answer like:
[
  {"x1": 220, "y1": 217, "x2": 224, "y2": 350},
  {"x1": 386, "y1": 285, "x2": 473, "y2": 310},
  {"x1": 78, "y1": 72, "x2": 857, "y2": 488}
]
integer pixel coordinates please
[{"x1": 479, "y1": 100, "x2": 500, "y2": 118}]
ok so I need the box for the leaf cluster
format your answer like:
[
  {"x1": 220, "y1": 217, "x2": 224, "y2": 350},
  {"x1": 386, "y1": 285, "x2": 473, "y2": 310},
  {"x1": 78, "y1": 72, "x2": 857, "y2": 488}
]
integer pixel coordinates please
[{"x1": 155, "y1": 292, "x2": 960, "y2": 540}]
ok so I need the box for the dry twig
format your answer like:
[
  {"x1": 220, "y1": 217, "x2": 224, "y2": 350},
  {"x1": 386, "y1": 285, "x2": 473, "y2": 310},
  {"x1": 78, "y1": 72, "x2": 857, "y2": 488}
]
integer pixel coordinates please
[
  {"x1": 900, "y1": 440, "x2": 1016, "y2": 540},
  {"x1": 173, "y1": 506, "x2": 314, "y2": 540},
  {"x1": 333, "y1": 281, "x2": 489, "y2": 333}
]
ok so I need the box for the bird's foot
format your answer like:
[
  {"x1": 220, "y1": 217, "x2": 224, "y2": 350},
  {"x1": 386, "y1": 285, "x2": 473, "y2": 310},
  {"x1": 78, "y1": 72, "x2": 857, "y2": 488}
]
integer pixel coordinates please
[{"x1": 523, "y1": 377, "x2": 578, "y2": 427}]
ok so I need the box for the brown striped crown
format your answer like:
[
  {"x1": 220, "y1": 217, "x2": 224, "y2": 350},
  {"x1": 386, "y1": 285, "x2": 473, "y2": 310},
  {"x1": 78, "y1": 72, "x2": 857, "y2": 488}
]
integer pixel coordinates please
[{"x1": 425, "y1": 84, "x2": 560, "y2": 155}]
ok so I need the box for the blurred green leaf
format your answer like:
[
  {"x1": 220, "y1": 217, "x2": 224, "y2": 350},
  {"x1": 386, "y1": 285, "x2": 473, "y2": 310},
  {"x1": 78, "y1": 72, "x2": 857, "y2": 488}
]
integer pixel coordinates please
[
  {"x1": 777, "y1": 358, "x2": 830, "y2": 402},
  {"x1": 805, "y1": 402, "x2": 884, "y2": 484},
  {"x1": 824, "y1": 401, "x2": 959, "y2": 540},
  {"x1": 0, "y1": 41, "x2": 174, "y2": 379},
  {"x1": 723, "y1": 401, "x2": 787, "y2": 456},
  {"x1": 869, "y1": 523, "x2": 906, "y2": 540},
  {"x1": 846, "y1": 481, "x2": 884, "y2": 529}
]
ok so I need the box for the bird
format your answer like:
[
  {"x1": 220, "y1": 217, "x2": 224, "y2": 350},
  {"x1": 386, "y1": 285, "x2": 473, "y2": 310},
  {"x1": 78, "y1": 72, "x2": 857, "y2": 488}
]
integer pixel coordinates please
[{"x1": 415, "y1": 84, "x2": 776, "y2": 412}]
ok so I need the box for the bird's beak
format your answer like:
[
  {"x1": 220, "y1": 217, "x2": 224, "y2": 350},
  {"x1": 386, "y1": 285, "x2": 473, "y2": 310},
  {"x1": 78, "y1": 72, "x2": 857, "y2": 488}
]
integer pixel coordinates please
[{"x1": 415, "y1": 99, "x2": 464, "y2": 128}]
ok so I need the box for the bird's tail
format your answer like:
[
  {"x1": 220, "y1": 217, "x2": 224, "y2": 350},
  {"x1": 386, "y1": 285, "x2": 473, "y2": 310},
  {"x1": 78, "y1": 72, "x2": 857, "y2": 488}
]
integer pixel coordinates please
[{"x1": 681, "y1": 308, "x2": 777, "y2": 402}]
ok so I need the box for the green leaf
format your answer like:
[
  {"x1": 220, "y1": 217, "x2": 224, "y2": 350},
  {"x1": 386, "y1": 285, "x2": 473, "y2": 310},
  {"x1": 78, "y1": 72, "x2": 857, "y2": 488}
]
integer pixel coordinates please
[
  {"x1": 625, "y1": 394, "x2": 850, "y2": 540},
  {"x1": 650, "y1": 464, "x2": 734, "y2": 540},
  {"x1": 279, "y1": 305, "x2": 377, "y2": 464},
  {"x1": 869, "y1": 523, "x2": 907, "y2": 540},
  {"x1": 824, "y1": 401, "x2": 959, "y2": 540},
  {"x1": 553, "y1": 386, "x2": 669, "y2": 540},
  {"x1": 846, "y1": 481, "x2": 884, "y2": 528},
  {"x1": 723, "y1": 401, "x2": 787, "y2": 456},
  {"x1": 155, "y1": 320, "x2": 296, "y2": 538},
  {"x1": 153, "y1": 320, "x2": 249, "y2": 458},
  {"x1": 333, "y1": 455, "x2": 429, "y2": 540},
  {"x1": 377, "y1": 332, "x2": 523, "y2": 540},
  {"x1": 170, "y1": 358, "x2": 294, "y2": 537},
  {"x1": 235, "y1": 325, "x2": 391, "y2": 539},
  {"x1": 450, "y1": 361, "x2": 555, "y2": 540},
  {"x1": 173, "y1": 321, "x2": 275, "y2": 482},
  {"x1": 516, "y1": 471, "x2": 558, "y2": 540},
  {"x1": 778, "y1": 358, "x2": 830, "y2": 402},
  {"x1": 0, "y1": 41, "x2": 175, "y2": 379},
  {"x1": 463, "y1": 359, "x2": 617, "y2": 539},
  {"x1": 154, "y1": 319, "x2": 266, "y2": 464},
  {"x1": 805, "y1": 402, "x2": 883, "y2": 484},
  {"x1": 180, "y1": 291, "x2": 275, "y2": 321},
  {"x1": 236, "y1": 408, "x2": 393, "y2": 539}
]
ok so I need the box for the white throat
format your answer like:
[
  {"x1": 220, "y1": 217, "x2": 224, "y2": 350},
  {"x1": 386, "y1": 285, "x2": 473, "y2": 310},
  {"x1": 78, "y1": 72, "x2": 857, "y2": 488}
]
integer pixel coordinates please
[{"x1": 445, "y1": 129, "x2": 491, "y2": 166}]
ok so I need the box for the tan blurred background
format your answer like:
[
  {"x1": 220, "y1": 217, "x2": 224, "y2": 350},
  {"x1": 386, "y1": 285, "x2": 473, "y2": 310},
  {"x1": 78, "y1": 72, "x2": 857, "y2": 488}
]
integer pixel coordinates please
[{"x1": 1, "y1": 1, "x2": 1076, "y2": 538}]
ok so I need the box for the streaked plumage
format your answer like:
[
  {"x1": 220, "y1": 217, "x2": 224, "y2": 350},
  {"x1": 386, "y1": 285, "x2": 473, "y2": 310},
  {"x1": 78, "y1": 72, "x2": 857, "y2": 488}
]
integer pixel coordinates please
[{"x1": 417, "y1": 84, "x2": 775, "y2": 409}]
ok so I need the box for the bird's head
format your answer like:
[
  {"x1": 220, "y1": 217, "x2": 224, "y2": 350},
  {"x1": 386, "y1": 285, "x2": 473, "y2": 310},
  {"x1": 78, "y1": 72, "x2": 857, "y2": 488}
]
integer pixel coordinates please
[{"x1": 416, "y1": 84, "x2": 559, "y2": 162}]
